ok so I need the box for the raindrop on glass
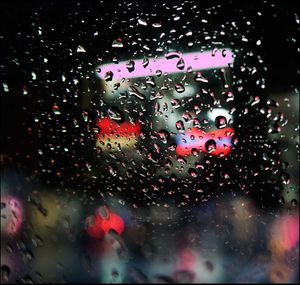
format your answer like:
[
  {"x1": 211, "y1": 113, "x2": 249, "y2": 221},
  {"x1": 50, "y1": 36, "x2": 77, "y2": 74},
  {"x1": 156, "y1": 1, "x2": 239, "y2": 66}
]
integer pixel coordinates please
[
  {"x1": 215, "y1": 116, "x2": 227, "y2": 129},
  {"x1": 171, "y1": 99, "x2": 181, "y2": 109},
  {"x1": 52, "y1": 104, "x2": 61, "y2": 115},
  {"x1": 108, "y1": 107, "x2": 123, "y2": 121},
  {"x1": 142, "y1": 57, "x2": 149, "y2": 68},
  {"x1": 176, "y1": 58, "x2": 185, "y2": 70},
  {"x1": 175, "y1": 84, "x2": 185, "y2": 93},
  {"x1": 188, "y1": 168, "x2": 198, "y2": 177},
  {"x1": 129, "y1": 86, "x2": 146, "y2": 100},
  {"x1": 165, "y1": 51, "x2": 182, "y2": 59},
  {"x1": 157, "y1": 129, "x2": 170, "y2": 144},
  {"x1": 194, "y1": 72, "x2": 208, "y2": 83},
  {"x1": 108, "y1": 164, "x2": 119, "y2": 177},
  {"x1": 176, "y1": 120, "x2": 185, "y2": 131},
  {"x1": 126, "y1": 60, "x2": 135, "y2": 72},
  {"x1": 138, "y1": 19, "x2": 147, "y2": 26},
  {"x1": 291, "y1": 199, "x2": 298, "y2": 207},
  {"x1": 146, "y1": 77, "x2": 156, "y2": 87},
  {"x1": 280, "y1": 172, "x2": 290, "y2": 185},
  {"x1": 152, "y1": 22, "x2": 162, "y2": 28},
  {"x1": 205, "y1": 139, "x2": 217, "y2": 152},
  {"x1": 104, "y1": 71, "x2": 114, "y2": 81},
  {"x1": 112, "y1": 38, "x2": 124, "y2": 48}
]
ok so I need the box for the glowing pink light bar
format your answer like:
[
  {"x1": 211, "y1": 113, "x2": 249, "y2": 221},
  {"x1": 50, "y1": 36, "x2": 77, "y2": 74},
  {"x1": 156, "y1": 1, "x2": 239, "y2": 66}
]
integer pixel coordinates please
[{"x1": 96, "y1": 49, "x2": 234, "y2": 80}]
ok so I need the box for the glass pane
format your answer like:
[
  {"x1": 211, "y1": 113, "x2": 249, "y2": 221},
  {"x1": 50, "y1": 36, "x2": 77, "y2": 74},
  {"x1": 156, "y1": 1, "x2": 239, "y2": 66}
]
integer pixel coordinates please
[{"x1": 1, "y1": 1, "x2": 299, "y2": 283}]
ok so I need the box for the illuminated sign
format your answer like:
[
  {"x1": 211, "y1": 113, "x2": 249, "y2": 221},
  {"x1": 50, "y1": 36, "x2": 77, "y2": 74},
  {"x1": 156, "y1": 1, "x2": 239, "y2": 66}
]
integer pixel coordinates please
[{"x1": 96, "y1": 49, "x2": 234, "y2": 80}]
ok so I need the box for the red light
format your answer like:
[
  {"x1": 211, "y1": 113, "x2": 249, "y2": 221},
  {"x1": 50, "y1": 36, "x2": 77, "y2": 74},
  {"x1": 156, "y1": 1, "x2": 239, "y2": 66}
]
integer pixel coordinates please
[
  {"x1": 176, "y1": 127, "x2": 234, "y2": 157},
  {"x1": 96, "y1": 117, "x2": 141, "y2": 138},
  {"x1": 85, "y1": 206, "x2": 125, "y2": 239}
]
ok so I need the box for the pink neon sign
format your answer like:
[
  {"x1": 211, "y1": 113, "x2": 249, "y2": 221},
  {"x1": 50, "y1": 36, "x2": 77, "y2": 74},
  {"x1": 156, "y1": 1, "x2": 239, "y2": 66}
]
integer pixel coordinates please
[{"x1": 96, "y1": 49, "x2": 234, "y2": 80}]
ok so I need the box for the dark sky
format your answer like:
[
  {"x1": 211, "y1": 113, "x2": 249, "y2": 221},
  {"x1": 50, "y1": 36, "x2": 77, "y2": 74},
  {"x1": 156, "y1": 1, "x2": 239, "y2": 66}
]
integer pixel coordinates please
[{"x1": 1, "y1": 1, "x2": 299, "y2": 90}]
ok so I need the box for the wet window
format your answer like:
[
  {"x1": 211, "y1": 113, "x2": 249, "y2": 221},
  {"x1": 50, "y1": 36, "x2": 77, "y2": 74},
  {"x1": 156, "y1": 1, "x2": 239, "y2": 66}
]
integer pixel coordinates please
[{"x1": 1, "y1": 1, "x2": 299, "y2": 283}]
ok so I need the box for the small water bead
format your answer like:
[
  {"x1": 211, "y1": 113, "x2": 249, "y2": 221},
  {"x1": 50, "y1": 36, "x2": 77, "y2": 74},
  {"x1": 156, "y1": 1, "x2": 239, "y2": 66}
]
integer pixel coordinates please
[
  {"x1": 175, "y1": 84, "x2": 185, "y2": 93},
  {"x1": 205, "y1": 139, "x2": 217, "y2": 152},
  {"x1": 215, "y1": 116, "x2": 227, "y2": 129}
]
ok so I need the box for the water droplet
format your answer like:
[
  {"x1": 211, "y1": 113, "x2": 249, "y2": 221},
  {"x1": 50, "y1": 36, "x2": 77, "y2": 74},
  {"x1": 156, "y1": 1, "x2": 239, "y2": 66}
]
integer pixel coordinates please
[
  {"x1": 176, "y1": 58, "x2": 185, "y2": 70},
  {"x1": 251, "y1": 96, "x2": 260, "y2": 106},
  {"x1": 104, "y1": 71, "x2": 114, "y2": 81},
  {"x1": 170, "y1": 99, "x2": 181, "y2": 109},
  {"x1": 152, "y1": 22, "x2": 162, "y2": 28},
  {"x1": 52, "y1": 104, "x2": 61, "y2": 115},
  {"x1": 221, "y1": 49, "x2": 227, "y2": 57},
  {"x1": 142, "y1": 57, "x2": 149, "y2": 68},
  {"x1": 165, "y1": 51, "x2": 182, "y2": 59},
  {"x1": 129, "y1": 86, "x2": 146, "y2": 100},
  {"x1": 111, "y1": 269, "x2": 120, "y2": 282},
  {"x1": 108, "y1": 164, "x2": 119, "y2": 177},
  {"x1": 225, "y1": 92, "x2": 235, "y2": 102},
  {"x1": 97, "y1": 206, "x2": 110, "y2": 219},
  {"x1": 202, "y1": 118, "x2": 209, "y2": 124},
  {"x1": 146, "y1": 76, "x2": 156, "y2": 87},
  {"x1": 113, "y1": 82, "x2": 120, "y2": 90},
  {"x1": 82, "y1": 111, "x2": 89, "y2": 122},
  {"x1": 177, "y1": 156, "x2": 187, "y2": 164},
  {"x1": 175, "y1": 84, "x2": 185, "y2": 93},
  {"x1": 126, "y1": 60, "x2": 135, "y2": 72},
  {"x1": 193, "y1": 118, "x2": 200, "y2": 127},
  {"x1": 220, "y1": 68, "x2": 229, "y2": 88},
  {"x1": 119, "y1": 91, "x2": 128, "y2": 99},
  {"x1": 108, "y1": 107, "x2": 123, "y2": 121},
  {"x1": 182, "y1": 113, "x2": 192, "y2": 122},
  {"x1": 112, "y1": 38, "x2": 123, "y2": 48},
  {"x1": 162, "y1": 102, "x2": 168, "y2": 111},
  {"x1": 138, "y1": 19, "x2": 147, "y2": 26},
  {"x1": 215, "y1": 116, "x2": 227, "y2": 129},
  {"x1": 188, "y1": 168, "x2": 198, "y2": 177},
  {"x1": 278, "y1": 196, "x2": 285, "y2": 204},
  {"x1": 205, "y1": 139, "x2": 216, "y2": 152},
  {"x1": 194, "y1": 72, "x2": 208, "y2": 83},
  {"x1": 157, "y1": 129, "x2": 170, "y2": 144},
  {"x1": 155, "y1": 70, "x2": 162, "y2": 76},
  {"x1": 268, "y1": 123, "x2": 281, "y2": 134},
  {"x1": 150, "y1": 91, "x2": 164, "y2": 100},
  {"x1": 3, "y1": 83, "x2": 9, "y2": 92},
  {"x1": 280, "y1": 172, "x2": 290, "y2": 185},
  {"x1": 291, "y1": 199, "x2": 298, "y2": 207},
  {"x1": 176, "y1": 120, "x2": 185, "y2": 131},
  {"x1": 77, "y1": 45, "x2": 86, "y2": 53},
  {"x1": 267, "y1": 99, "x2": 279, "y2": 107},
  {"x1": 154, "y1": 102, "x2": 160, "y2": 113},
  {"x1": 212, "y1": 48, "x2": 218, "y2": 56},
  {"x1": 24, "y1": 249, "x2": 34, "y2": 262}
]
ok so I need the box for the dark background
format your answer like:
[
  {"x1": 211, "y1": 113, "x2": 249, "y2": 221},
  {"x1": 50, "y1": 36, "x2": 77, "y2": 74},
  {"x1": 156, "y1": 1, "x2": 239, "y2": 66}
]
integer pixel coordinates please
[{"x1": 1, "y1": 0, "x2": 299, "y2": 209}]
